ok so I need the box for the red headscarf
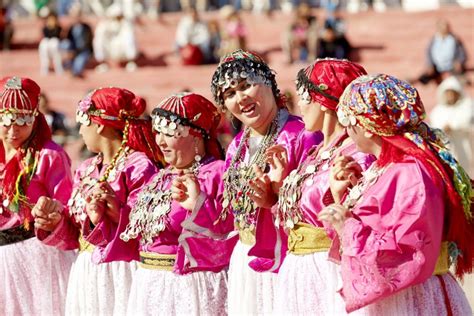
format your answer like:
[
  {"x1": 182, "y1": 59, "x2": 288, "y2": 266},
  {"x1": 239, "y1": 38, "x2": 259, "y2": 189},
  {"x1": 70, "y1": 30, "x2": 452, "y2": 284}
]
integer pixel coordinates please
[
  {"x1": 295, "y1": 58, "x2": 367, "y2": 110},
  {"x1": 338, "y1": 74, "x2": 474, "y2": 277},
  {"x1": 0, "y1": 76, "x2": 52, "y2": 221},
  {"x1": 77, "y1": 87, "x2": 162, "y2": 165},
  {"x1": 152, "y1": 92, "x2": 224, "y2": 160}
]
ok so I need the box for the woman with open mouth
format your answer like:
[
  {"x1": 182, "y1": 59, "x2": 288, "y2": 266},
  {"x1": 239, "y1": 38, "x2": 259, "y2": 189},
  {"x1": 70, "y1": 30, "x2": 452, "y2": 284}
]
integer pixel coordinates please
[{"x1": 211, "y1": 49, "x2": 322, "y2": 315}]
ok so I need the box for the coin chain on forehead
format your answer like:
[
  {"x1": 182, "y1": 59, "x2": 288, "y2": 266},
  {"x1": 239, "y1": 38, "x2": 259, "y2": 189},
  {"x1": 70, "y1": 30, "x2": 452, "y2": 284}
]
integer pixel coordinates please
[{"x1": 217, "y1": 110, "x2": 282, "y2": 231}]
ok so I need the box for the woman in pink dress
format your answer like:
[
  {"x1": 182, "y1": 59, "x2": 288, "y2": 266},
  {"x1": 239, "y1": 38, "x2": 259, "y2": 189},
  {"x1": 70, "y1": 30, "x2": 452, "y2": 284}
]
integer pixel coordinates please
[
  {"x1": 320, "y1": 74, "x2": 472, "y2": 315},
  {"x1": 211, "y1": 49, "x2": 322, "y2": 315},
  {"x1": 121, "y1": 92, "x2": 235, "y2": 315},
  {"x1": 0, "y1": 76, "x2": 75, "y2": 315},
  {"x1": 268, "y1": 59, "x2": 375, "y2": 315},
  {"x1": 32, "y1": 87, "x2": 160, "y2": 315}
]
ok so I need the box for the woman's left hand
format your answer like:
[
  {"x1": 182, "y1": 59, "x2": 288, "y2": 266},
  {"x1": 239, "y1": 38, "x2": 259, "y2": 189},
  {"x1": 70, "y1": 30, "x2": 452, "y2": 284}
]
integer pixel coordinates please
[
  {"x1": 248, "y1": 165, "x2": 278, "y2": 209},
  {"x1": 171, "y1": 171, "x2": 201, "y2": 211},
  {"x1": 318, "y1": 203, "x2": 351, "y2": 236}
]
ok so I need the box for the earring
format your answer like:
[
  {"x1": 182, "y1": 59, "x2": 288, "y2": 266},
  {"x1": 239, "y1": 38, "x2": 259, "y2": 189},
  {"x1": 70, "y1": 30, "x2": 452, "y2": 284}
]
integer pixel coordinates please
[{"x1": 194, "y1": 138, "x2": 202, "y2": 163}]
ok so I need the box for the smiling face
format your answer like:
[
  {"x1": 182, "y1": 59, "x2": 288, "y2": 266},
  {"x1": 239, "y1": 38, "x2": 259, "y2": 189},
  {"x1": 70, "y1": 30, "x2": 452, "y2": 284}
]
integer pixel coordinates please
[
  {"x1": 222, "y1": 80, "x2": 277, "y2": 133},
  {"x1": 155, "y1": 132, "x2": 198, "y2": 169}
]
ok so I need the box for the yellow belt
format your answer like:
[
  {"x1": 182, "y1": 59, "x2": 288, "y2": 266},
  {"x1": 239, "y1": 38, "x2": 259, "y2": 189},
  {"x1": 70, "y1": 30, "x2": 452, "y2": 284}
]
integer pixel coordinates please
[
  {"x1": 239, "y1": 229, "x2": 256, "y2": 246},
  {"x1": 139, "y1": 252, "x2": 176, "y2": 271},
  {"x1": 288, "y1": 222, "x2": 332, "y2": 255},
  {"x1": 288, "y1": 222, "x2": 450, "y2": 276},
  {"x1": 78, "y1": 234, "x2": 95, "y2": 253},
  {"x1": 433, "y1": 242, "x2": 449, "y2": 275}
]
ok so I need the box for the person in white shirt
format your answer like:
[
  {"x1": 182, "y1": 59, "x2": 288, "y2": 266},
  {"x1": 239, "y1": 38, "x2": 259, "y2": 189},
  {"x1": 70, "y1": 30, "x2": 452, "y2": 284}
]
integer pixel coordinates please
[{"x1": 430, "y1": 76, "x2": 473, "y2": 177}]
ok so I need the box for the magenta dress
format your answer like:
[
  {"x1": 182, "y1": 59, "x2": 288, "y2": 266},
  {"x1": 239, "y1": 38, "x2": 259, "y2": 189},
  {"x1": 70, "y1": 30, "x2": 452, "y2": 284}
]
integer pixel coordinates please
[
  {"x1": 0, "y1": 140, "x2": 75, "y2": 316},
  {"x1": 38, "y1": 150, "x2": 157, "y2": 316},
  {"x1": 122, "y1": 158, "x2": 235, "y2": 315},
  {"x1": 225, "y1": 110, "x2": 323, "y2": 315},
  {"x1": 328, "y1": 156, "x2": 472, "y2": 315},
  {"x1": 273, "y1": 132, "x2": 375, "y2": 315}
]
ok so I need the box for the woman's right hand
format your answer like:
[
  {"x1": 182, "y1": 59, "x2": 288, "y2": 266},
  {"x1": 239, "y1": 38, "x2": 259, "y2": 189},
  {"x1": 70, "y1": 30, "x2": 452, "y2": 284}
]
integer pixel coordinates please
[
  {"x1": 31, "y1": 196, "x2": 63, "y2": 231},
  {"x1": 171, "y1": 171, "x2": 201, "y2": 211},
  {"x1": 264, "y1": 145, "x2": 289, "y2": 193},
  {"x1": 329, "y1": 155, "x2": 363, "y2": 203}
]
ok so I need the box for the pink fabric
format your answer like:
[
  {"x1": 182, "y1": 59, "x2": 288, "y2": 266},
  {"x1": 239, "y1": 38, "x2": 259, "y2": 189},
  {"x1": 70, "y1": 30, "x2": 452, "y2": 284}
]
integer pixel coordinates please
[
  {"x1": 225, "y1": 113, "x2": 323, "y2": 272},
  {"x1": 298, "y1": 139, "x2": 375, "y2": 238},
  {"x1": 333, "y1": 157, "x2": 446, "y2": 312},
  {"x1": 139, "y1": 159, "x2": 237, "y2": 274},
  {"x1": 40, "y1": 151, "x2": 157, "y2": 263},
  {"x1": 0, "y1": 140, "x2": 73, "y2": 230}
]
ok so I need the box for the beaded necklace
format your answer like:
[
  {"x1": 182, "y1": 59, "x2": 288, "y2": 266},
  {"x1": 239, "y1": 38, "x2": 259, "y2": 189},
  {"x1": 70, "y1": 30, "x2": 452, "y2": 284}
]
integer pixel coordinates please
[
  {"x1": 120, "y1": 158, "x2": 204, "y2": 247},
  {"x1": 68, "y1": 147, "x2": 131, "y2": 223},
  {"x1": 275, "y1": 132, "x2": 348, "y2": 230},
  {"x1": 218, "y1": 109, "x2": 283, "y2": 231}
]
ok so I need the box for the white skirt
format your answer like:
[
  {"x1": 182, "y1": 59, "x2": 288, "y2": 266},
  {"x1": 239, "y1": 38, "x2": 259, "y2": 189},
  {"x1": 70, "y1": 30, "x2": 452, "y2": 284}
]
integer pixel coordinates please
[
  {"x1": 65, "y1": 251, "x2": 138, "y2": 316},
  {"x1": 228, "y1": 240, "x2": 278, "y2": 316},
  {"x1": 276, "y1": 252, "x2": 473, "y2": 316},
  {"x1": 127, "y1": 266, "x2": 228, "y2": 316},
  {"x1": 0, "y1": 237, "x2": 76, "y2": 316}
]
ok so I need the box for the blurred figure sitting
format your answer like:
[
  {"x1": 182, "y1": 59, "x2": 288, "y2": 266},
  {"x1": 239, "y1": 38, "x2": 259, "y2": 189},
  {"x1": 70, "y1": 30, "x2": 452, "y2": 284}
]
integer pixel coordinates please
[
  {"x1": 60, "y1": 7, "x2": 93, "y2": 78},
  {"x1": 175, "y1": 6, "x2": 211, "y2": 65},
  {"x1": 39, "y1": 12, "x2": 64, "y2": 75},
  {"x1": 282, "y1": 3, "x2": 318, "y2": 64},
  {"x1": 317, "y1": 24, "x2": 351, "y2": 59},
  {"x1": 219, "y1": 5, "x2": 246, "y2": 57},
  {"x1": 38, "y1": 93, "x2": 70, "y2": 145},
  {"x1": 0, "y1": 5, "x2": 13, "y2": 51},
  {"x1": 93, "y1": 4, "x2": 138, "y2": 72},
  {"x1": 415, "y1": 20, "x2": 467, "y2": 85},
  {"x1": 430, "y1": 76, "x2": 473, "y2": 176}
]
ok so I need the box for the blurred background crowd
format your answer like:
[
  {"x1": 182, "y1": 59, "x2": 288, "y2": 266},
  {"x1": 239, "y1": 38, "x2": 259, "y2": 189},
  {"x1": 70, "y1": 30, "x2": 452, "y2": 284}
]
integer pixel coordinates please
[{"x1": 0, "y1": 0, "x2": 473, "y2": 176}]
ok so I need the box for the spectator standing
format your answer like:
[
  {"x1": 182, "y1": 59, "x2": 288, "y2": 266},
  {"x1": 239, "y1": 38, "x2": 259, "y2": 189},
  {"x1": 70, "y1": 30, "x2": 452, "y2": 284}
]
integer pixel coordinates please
[{"x1": 39, "y1": 12, "x2": 64, "y2": 75}]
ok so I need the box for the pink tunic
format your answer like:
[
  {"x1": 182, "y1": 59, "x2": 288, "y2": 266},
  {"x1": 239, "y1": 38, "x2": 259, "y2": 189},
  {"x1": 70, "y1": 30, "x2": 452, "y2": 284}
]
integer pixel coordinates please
[
  {"x1": 332, "y1": 157, "x2": 452, "y2": 312},
  {"x1": 290, "y1": 137, "x2": 374, "y2": 236},
  {"x1": 39, "y1": 150, "x2": 157, "y2": 263},
  {"x1": 225, "y1": 111, "x2": 322, "y2": 315},
  {"x1": 0, "y1": 140, "x2": 75, "y2": 316},
  {"x1": 226, "y1": 112, "x2": 323, "y2": 272},
  {"x1": 0, "y1": 140, "x2": 73, "y2": 229},
  {"x1": 133, "y1": 159, "x2": 235, "y2": 273},
  {"x1": 125, "y1": 159, "x2": 233, "y2": 315},
  {"x1": 273, "y1": 133, "x2": 375, "y2": 314}
]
